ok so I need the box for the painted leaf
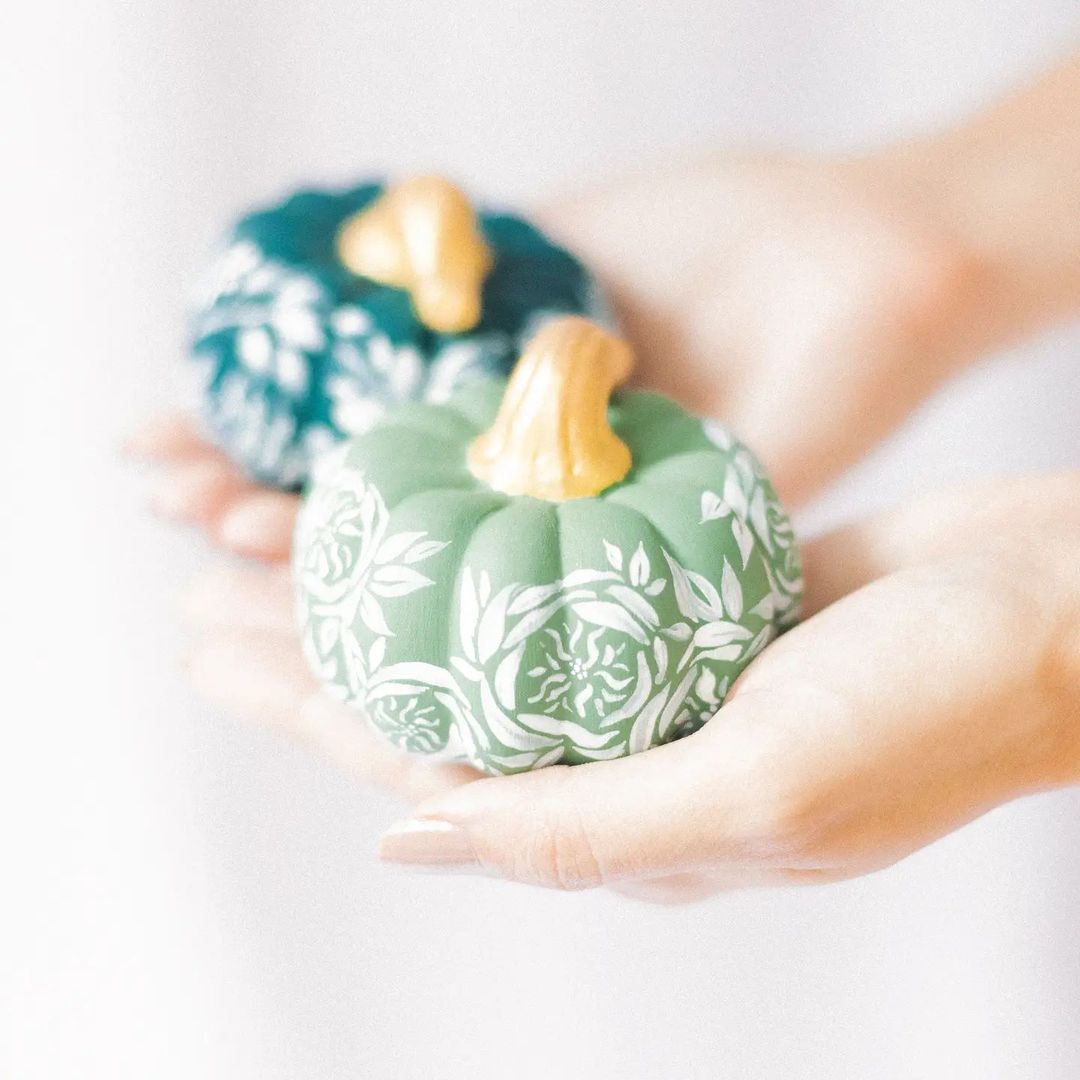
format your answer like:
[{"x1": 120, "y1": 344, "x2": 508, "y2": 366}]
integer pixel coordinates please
[
  {"x1": 652, "y1": 637, "x2": 669, "y2": 684},
  {"x1": 369, "y1": 565, "x2": 434, "y2": 597},
  {"x1": 368, "y1": 636, "x2": 386, "y2": 671},
  {"x1": 732, "y1": 516, "x2": 755, "y2": 569},
  {"x1": 685, "y1": 568, "x2": 725, "y2": 621},
  {"x1": 607, "y1": 584, "x2": 660, "y2": 627},
  {"x1": 629, "y1": 542, "x2": 650, "y2": 586},
  {"x1": 627, "y1": 688, "x2": 670, "y2": 755},
  {"x1": 508, "y1": 582, "x2": 561, "y2": 616},
  {"x1": 502, "y1": 598, "x2": 566, "y2": 650},
  {"x1": 697, "y1": 644, "x2": 745, "y2": 663},
  {"x1": 692, "y1": 621, "x2": 753, "y2": 649},
  {"x1": 700, "y1": 490, "x2": 730, "y2": 523},
  {"x1": 658, "y1": 667, "x2": 697, "y2": 740},
  {"x1": 695, "y1": 667, "x2": 719, "y2": 707},
  {"x1": 702, "y1": 418, "x2": 733, "y2": 450},
  {"x1": 723, "y1": 468, "x2": 748, "y2": 521},
  {"x1": 403, "y1": 539, "x2": 448, "y2": 564},
  {"x1": 721, "y1": 560, "x2": 744, "y2": 620},
  {"x1": 374, "y1": 530, "x2": 426, "y2": 564},
  {"x1": 494, "y1": 643, "x2": 525, "y2": 710},
  {"x1": 359, "y1": 591, "x2": 392, "y2": 636},
  {"x1": 603, "y1": 539, "x2": 623, "y2": 571},
  {"x1": 573, "y1": 601, "x2": 648, "y2": 643},
  {"x1": 519, "y1": 713, "x2": 620, "y2": 751}
]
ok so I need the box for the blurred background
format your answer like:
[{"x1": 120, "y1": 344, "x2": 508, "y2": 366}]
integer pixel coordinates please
[{"x1": 5, "y1": 3, "x2": 1080, "y2": 1078}]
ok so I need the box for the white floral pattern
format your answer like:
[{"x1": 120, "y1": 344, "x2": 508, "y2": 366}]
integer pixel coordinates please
[
  {"x1": 325, "y1": 305, "x2": 517, "y2": 436},
  {"x1": 295, "y1": 430, "x2": 803, "y2": 775},
  {"x1": 191, "y1": 184, "x2": 612, "y2": 488}
]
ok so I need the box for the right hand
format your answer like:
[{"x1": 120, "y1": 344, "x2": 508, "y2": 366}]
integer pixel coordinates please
[{"x1": 180, "y1": 472, "x2": 1080, "y2": 901}]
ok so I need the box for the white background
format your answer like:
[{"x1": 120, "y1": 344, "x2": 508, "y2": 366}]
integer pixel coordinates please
[{"x1": 4, "y1": 3, "x2": 1080, "y2": 1078}]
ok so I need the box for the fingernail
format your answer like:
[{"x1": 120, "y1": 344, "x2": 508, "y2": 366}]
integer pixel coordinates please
[{"x1": 378, "y1": 818, "x2": 483, "y2": 873}]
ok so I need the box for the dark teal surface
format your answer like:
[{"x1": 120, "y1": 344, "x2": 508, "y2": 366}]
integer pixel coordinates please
[{"x1": 191, "y1": 183, "x2": 610, "y2": 488}]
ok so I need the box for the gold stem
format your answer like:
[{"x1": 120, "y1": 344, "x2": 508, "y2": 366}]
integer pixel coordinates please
[
  {"x1": 468, "y1": 317, "x2": 634, "y2": 501},
  {"x1": 337, "y1": 176, "x2": 493, "y2": 333}
]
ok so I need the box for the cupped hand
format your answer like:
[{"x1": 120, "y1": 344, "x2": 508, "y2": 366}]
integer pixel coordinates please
[
  {"x1": 376, "y1": 473, "x2": 1080, "y2": 900},
  {"x1": 182, "y1": 473, "x2": 1080, "y2": 902}
]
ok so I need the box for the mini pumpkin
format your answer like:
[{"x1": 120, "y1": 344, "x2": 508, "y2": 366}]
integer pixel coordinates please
[
  {"x1": 191, "y1": 177, "x2": 610, "y2": 488},
  {"x1": 294, "y1": 317, "x2": 802, "y2": 775}
]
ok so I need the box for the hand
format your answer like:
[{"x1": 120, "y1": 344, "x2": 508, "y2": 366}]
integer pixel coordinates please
[
  {"x1": 373, "y1": 472, "x2": 1080, "y2": 901},
  {"x1": 182, "y1": 473, "x2": 1080, "y2": 902},
  {"x1": 537, "y1": 149, "x2": 983, "y2": 507},
  {"x1": 124, "y1": 415, "x2": 300, "y2": 561}
]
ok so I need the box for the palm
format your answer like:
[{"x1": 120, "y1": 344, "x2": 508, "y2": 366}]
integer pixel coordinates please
[{"x1": 538, "y1": 152, "x2": 973, "y2": 505}]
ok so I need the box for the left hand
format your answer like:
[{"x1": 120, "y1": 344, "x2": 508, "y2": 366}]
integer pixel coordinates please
[
  {"x1": 125, "y1": 415, "x2": 300, "y2": 561},
  {"x1": 182, "y1": 473, "x2": 1080, "y2": 903}
]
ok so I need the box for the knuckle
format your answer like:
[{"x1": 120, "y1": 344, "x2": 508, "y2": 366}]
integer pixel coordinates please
[{"x1": 517, "y1": 783, "x2": 605, "y2": 891}]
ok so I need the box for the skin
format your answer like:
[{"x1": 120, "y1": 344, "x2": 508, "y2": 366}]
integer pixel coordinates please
[{"x1": 130, "y1": 54, "x2": 1080, "y2": 901}]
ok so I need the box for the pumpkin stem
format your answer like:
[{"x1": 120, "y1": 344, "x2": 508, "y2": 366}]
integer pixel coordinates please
[
  {"x1": 337, "y1": 176, "x2": 493, "y2": 334},
  {"x1": 468, "y1": 316, "x2": 634, "y2": 501}
]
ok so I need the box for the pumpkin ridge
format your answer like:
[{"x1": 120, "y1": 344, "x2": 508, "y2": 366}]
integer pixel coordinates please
[
  {"x1": 441, "y1": 496, "x2": 522, "y2": 758},
  {"x1": 549, "y1": 500, "x2": 573, "y2": 746},
  {"x1": 602, "y1": 488, "x2": 712, "y2": 595}
]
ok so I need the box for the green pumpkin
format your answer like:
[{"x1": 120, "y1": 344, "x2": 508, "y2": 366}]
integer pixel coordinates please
[{"x1": 294, "y1": 319, "x2": 801, "y2": 775}]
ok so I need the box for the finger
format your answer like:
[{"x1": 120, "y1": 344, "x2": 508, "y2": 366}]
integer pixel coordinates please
[
  {"x1": 187, "y1": 628, "x2": 481, "y2": 801},
  {"x1": 180, "y1": 564, "x2": 296, "y2": 635},
  {"x1": 800, "y1": 471, "x2": 1079, "y2": 615},
  {"x1": 376, "y1": 725, "x2": 781, "y2": 890},
  {"x1": 148, "y1": 458, "x2": 259, "y2": 525},
  {"x1": 123, "y1": 413, "x2": 217, "y2": 463},
  {"x1": 375, "y1": 544, "x2": 1050, "y2": 890},
  {"x1": 216, "y1": 492, "x2": 301, "y2": 561}
]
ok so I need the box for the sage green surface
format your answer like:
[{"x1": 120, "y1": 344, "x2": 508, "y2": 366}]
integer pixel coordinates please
[{"x1": 294, "y1": 381, "x2": 803, "y2": 775}]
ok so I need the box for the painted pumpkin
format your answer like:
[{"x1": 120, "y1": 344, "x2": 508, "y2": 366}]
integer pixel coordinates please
[
  {"x1": 191, "y1": 176, "x2": 610, "y2": 488},
  {"x1": 294, "y1": 317, "x2": 802, "y2": 775}
]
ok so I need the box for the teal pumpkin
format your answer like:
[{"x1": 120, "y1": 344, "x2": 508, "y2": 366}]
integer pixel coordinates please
[
  {"x1": 191, "y1": 181, "x2": 610, "y2": 488},
  {"x1": 294, "y1": 319, "x2": 802, "y2": 775}
]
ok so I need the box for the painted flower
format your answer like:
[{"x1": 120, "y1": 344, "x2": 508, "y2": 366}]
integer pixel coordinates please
[
  {"x1": 296, "y1": 462, "x2": 447, "y2": 625},
  {"x1": 524, "y1": 623, "x2": 636, "y2": 721},
  {"x1": 197, "y1": 241, "x2": 328, "y2": 399}
]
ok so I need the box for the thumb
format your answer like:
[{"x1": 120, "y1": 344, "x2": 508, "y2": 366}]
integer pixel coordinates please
[{"x1": 377, "y1": 719, "x2": 773, "y2": 890}]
